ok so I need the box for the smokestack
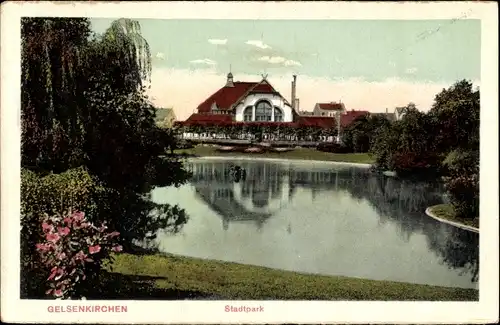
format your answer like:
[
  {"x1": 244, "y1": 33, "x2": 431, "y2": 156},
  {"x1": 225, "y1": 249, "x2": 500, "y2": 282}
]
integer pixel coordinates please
[
  {"x1": 386, "y1": 107, "x2": 388, "y2": 114},
  {"x1": 295, "y1": 98, "x2": 300, "y2": 111},
  {"x1": 291, "y1": 75, "x2": 297, "y2": 111}
]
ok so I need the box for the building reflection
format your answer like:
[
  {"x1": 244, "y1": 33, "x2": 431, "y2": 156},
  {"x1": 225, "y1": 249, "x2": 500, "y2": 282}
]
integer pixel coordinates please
[{"x1": 185, "y1": 160, "x2": 479, "y2": 285}]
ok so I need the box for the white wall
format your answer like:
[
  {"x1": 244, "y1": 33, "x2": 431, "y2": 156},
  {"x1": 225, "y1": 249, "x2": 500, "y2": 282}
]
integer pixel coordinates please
[{"x1": 234, "y1": 93, "x2": 294, "y2": 122}]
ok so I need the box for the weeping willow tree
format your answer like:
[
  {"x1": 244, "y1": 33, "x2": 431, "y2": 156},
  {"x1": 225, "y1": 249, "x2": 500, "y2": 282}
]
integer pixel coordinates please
[
  {"x1": 21, "y1": 18, "x2": 190, "y2": 298},
  {"x1": 21, "y1": 18, "x2": 91, "y2": 171},
  {"x1": 102, "y1": 18, "x2": 152, "y2": 87},
  {"x1": 21, "y1": 17, "x2": 155, "y2": 173}
]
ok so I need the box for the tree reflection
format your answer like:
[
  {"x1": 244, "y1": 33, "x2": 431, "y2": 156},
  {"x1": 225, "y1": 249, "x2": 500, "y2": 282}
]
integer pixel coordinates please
[{"x1": 185, "y1": 160, "x2": 478, "y2": 284}]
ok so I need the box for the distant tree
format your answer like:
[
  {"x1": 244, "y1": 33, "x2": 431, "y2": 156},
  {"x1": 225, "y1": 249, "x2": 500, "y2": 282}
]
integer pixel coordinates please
[
  {"x1": 428, "y1": 80, "x2": 480, "y2": 153},
  {"x1": 343, "y1": 114, "x2": 391, "y2": 153}
]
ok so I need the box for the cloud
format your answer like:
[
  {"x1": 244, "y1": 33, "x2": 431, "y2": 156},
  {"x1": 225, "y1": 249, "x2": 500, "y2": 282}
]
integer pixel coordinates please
[
  {"x1": 284, "y1": 60, "x2": 302, "y2": 67},
  {"x1": 245, "y1": 40, "x2": 272, "y2": 50},
  {"x1": 155, "y1": 52, "x2": 166, "y2": 60},
  {"x1": 405, "y1": 67, "x2": 418, "y2": 74},
  {"x1": 208, "y1": 39, "x2": 227, "y2": 45},
  {"x1": 257, "y1": 56, "x2": 302, "y2": 67},
  {"x1": 189, "y1": 58, "x2": 217, "y2": 66},
  {"x1": 258, "y1": 56, "x2": 285, "y2": 64},
  {"x1": 147, "y1": 67, "x2": 478, "y2": 121}
]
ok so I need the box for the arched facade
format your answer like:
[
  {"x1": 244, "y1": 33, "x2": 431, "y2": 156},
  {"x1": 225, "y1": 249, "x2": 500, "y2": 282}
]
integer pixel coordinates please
[{"x1": 235, "y1": 94, "x2": 294, "y2": 122}]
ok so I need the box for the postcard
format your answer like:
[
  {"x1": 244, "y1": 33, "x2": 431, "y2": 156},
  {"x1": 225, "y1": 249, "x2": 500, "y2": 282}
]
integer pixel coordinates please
[{"x1": 1, "y1": 1, "x2": 498, "y2": 324}]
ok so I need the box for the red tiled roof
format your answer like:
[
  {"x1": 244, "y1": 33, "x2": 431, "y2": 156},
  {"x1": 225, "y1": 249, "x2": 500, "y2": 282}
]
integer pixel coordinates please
[
  {"x1": 317, "y1": 102, "x2": 345, "y2": 111},
  {"x1": 297, "y1": 116, "x2": 337, "y2": 129},
  {"x1": 179, "y1": 110, "x2": 370, "y2": 129},
  {"x1": 182, "y1": 113, "x2": 234, "y2": 126},
  {"x1": 196, "y1": 81, "x2": 278, "y2": 113},
  {"x1": 248, "y1": 83, "x2": 276, "y2": 94},
  {"x1": 340, "y1": 110, "x2": 370, "y2": 127}
]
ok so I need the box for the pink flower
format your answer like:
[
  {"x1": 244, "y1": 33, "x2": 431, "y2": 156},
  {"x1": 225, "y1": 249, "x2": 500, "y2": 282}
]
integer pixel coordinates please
[
  {"x1": 42, "y1": 222, "x2": 54, "y2": 233},
  {"x1": 46, "y1": 233, "x2": 60, "y2": 243},
  {"x1": 63, "y1": 217, "x2": 72, "y2": 226},
  {"x1": 108, "y1": 231, "x2": 120, "y2": 238},
  {"x1": 112, "y1": 245, "x2": 123, "y2": 252},
  {"x1": 48, "y1": 267, "x2": 64, "y2": 281},
  {"x1": 88, "y1": 245, "x2": 101, "y2": 254},
  {"x1": 74, "y1": 250, "x2": 87, "y2": 261},
  {"x1": 57, "y1": 252, "x2": 67, "y2": 260},
  {"x1": 54, "y1": 289, "x2": 63, "y2": 297},
  {"x1": 72, "y1": 211, "x2": 85, "y2": 222},
  {"x1": 36, "y1": 243, "x2": 51, "y2": 252},
  {"x1": 57, "y1": 227, "x2": 70, "y2": 236}
]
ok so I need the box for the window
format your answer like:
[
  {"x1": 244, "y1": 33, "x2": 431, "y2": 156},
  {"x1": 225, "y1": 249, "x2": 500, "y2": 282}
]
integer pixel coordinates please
[
  {"x1": 243, "y1": 106, "x2": 253, "y2": 121},
  {"x1": 274, "y1": 107, "x2": 284, "y2": 122},
  {"x1": 255, "y1": 100, "x2": 272, "y2": 122}
]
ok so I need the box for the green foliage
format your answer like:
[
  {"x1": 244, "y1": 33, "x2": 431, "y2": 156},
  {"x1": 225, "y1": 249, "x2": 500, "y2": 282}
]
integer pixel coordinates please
[
  {"x1": 443, "y1": 149, "x2": 479, "y2": 219},
  {"x1": 343, "y1": 115, "x2": 391, "y2": 153},
  {"x1": 20, "y1": 17, "x2": 191, "y2": 299},
  {"x1": 20, "y1": 167, "x2": 107, "y2": 298},
  {"x1": 428, "y1": 80, "x2": 480, "y2": 152}
]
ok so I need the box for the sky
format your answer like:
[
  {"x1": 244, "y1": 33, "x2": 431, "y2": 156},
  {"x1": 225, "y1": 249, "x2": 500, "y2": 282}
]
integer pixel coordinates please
[{"x1": 91, "y1": 18, "x2": 480, "y2": 120}]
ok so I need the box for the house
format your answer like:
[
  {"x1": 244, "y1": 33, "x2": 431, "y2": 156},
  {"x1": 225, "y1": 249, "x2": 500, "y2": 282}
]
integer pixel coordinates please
[
  {"x1": 178, "y1": 72, "x2": 371, "y2": 143},
  {"x1": 180, "y1": 73, "x2": 340, "y2": 130},
  {"x1": 192, "y1": 72, "x2": 296, "y2": 123},
  {"x1": 312, "y1": 102, "x2": 346, "y2": 117},
  {"x1": 155, "y1": 107, "x2": 176, "y2": 128},
  {"x1": 394, "y1": 106, "x2": 408, "y2": 120}
]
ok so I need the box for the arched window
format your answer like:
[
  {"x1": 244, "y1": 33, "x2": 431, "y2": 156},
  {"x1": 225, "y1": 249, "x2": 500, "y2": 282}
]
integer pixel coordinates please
[
  {"x1": 255, "y1": 100, "x2": 273, "y2": 122},
  {"x1": 243, "y1": 106, "x2": 253, "y2": 121},
  {"x1": 274, "y1": 107, "x2": 284, "y2": 122}
]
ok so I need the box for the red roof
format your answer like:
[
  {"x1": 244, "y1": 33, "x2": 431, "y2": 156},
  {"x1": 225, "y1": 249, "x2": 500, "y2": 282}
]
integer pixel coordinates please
[
  {"x1": 340, "y1": 110, "x2": 370, "y2": 127},
  {"x1": 297, "y1": 116, "x2": 337, "y2": 129},
  {"x1": 179, "y1": 110, "x2": 369, "y2": 129},
  {"x1": 182, "y1": 113, "x2": 234, "y2": 126},
  {"x1": 196, "y1": 81, "x2": 276, "y2": 113},
  {"x1": 317, "y1": 102, "x2": 345, "y2": 111}
]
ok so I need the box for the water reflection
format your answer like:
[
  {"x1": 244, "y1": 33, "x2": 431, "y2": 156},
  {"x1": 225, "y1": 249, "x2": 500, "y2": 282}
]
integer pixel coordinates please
[{"x1": 152, "y1": 159, "x2": 479, "y2": 289}]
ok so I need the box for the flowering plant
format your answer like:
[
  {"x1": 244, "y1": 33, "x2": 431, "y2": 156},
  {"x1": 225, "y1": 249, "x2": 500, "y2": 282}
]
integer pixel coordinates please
[{"x1": 36, "y1": 210, "x2": 122, "y2": 299}]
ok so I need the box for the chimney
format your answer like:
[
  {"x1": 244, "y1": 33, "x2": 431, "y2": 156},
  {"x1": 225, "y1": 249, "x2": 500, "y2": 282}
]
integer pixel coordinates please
[
  {"x1": 386, "y1": 107, "x2": 388, "y2": 114},
  {"x1": 291, "y1": 75, "x2": 297, "y2": 111}
]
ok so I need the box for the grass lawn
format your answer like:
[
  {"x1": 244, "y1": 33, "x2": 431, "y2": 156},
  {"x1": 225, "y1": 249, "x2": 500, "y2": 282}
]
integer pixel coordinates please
[
  {"x1": 101, "y1": 253, "x2": 478, "y2": 301},
  {"x1": 173, "y1": 146, "x2": 374, "y2": 164},
  {"x1": 429, "y1": 204, "x2": 479, "y2": 229}
]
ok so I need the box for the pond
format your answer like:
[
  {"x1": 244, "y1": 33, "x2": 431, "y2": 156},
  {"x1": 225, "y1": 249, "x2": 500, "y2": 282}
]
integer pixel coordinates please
[{"x1": 151, "y1": 158, "x2": 479, "y2": 290}]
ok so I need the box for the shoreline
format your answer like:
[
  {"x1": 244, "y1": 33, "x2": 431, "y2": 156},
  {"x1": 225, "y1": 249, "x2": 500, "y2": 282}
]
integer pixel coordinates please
[
  {"x1": 184, "y1": 155, "x2": 373, "y2": 168},
  {"x1": 425, "y1": 206, "x2": 479, "y2": 233}
]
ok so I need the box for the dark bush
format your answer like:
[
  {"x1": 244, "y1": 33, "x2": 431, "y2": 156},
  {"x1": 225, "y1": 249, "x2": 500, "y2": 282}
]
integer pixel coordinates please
[
  {"x1": 388, "y1": 151, "x2": 441, "y2": 177},
  {"x1": 316, "y1": 143, "x2": 350, "y2": 153},
  {"x1": 443, "y1": 150, "x2": 479, "y2": 219}
]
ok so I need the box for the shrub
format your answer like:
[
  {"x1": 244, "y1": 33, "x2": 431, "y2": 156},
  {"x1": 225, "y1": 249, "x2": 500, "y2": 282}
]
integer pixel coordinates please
[
  {"x1": 36, "y1": 210, "x2": 122, "y2": 299},
  {"x1": 443, "y1": 149, "x2": 479, "y2": 219},
  {"x1": 21, "y1": 167, "x2": 109, "y2": 298},
  {"x1": 388, "y1": 151, "x2": 441, "y2": 176},
  {"x1": 444, "y1": 174, "x2": 479, "y2": 219}
]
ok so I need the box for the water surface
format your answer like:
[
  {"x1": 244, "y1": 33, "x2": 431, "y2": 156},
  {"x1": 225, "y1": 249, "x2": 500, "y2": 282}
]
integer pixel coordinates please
[{"x1": 151, "y1": 159, "x2": 479, "y2": 289}]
